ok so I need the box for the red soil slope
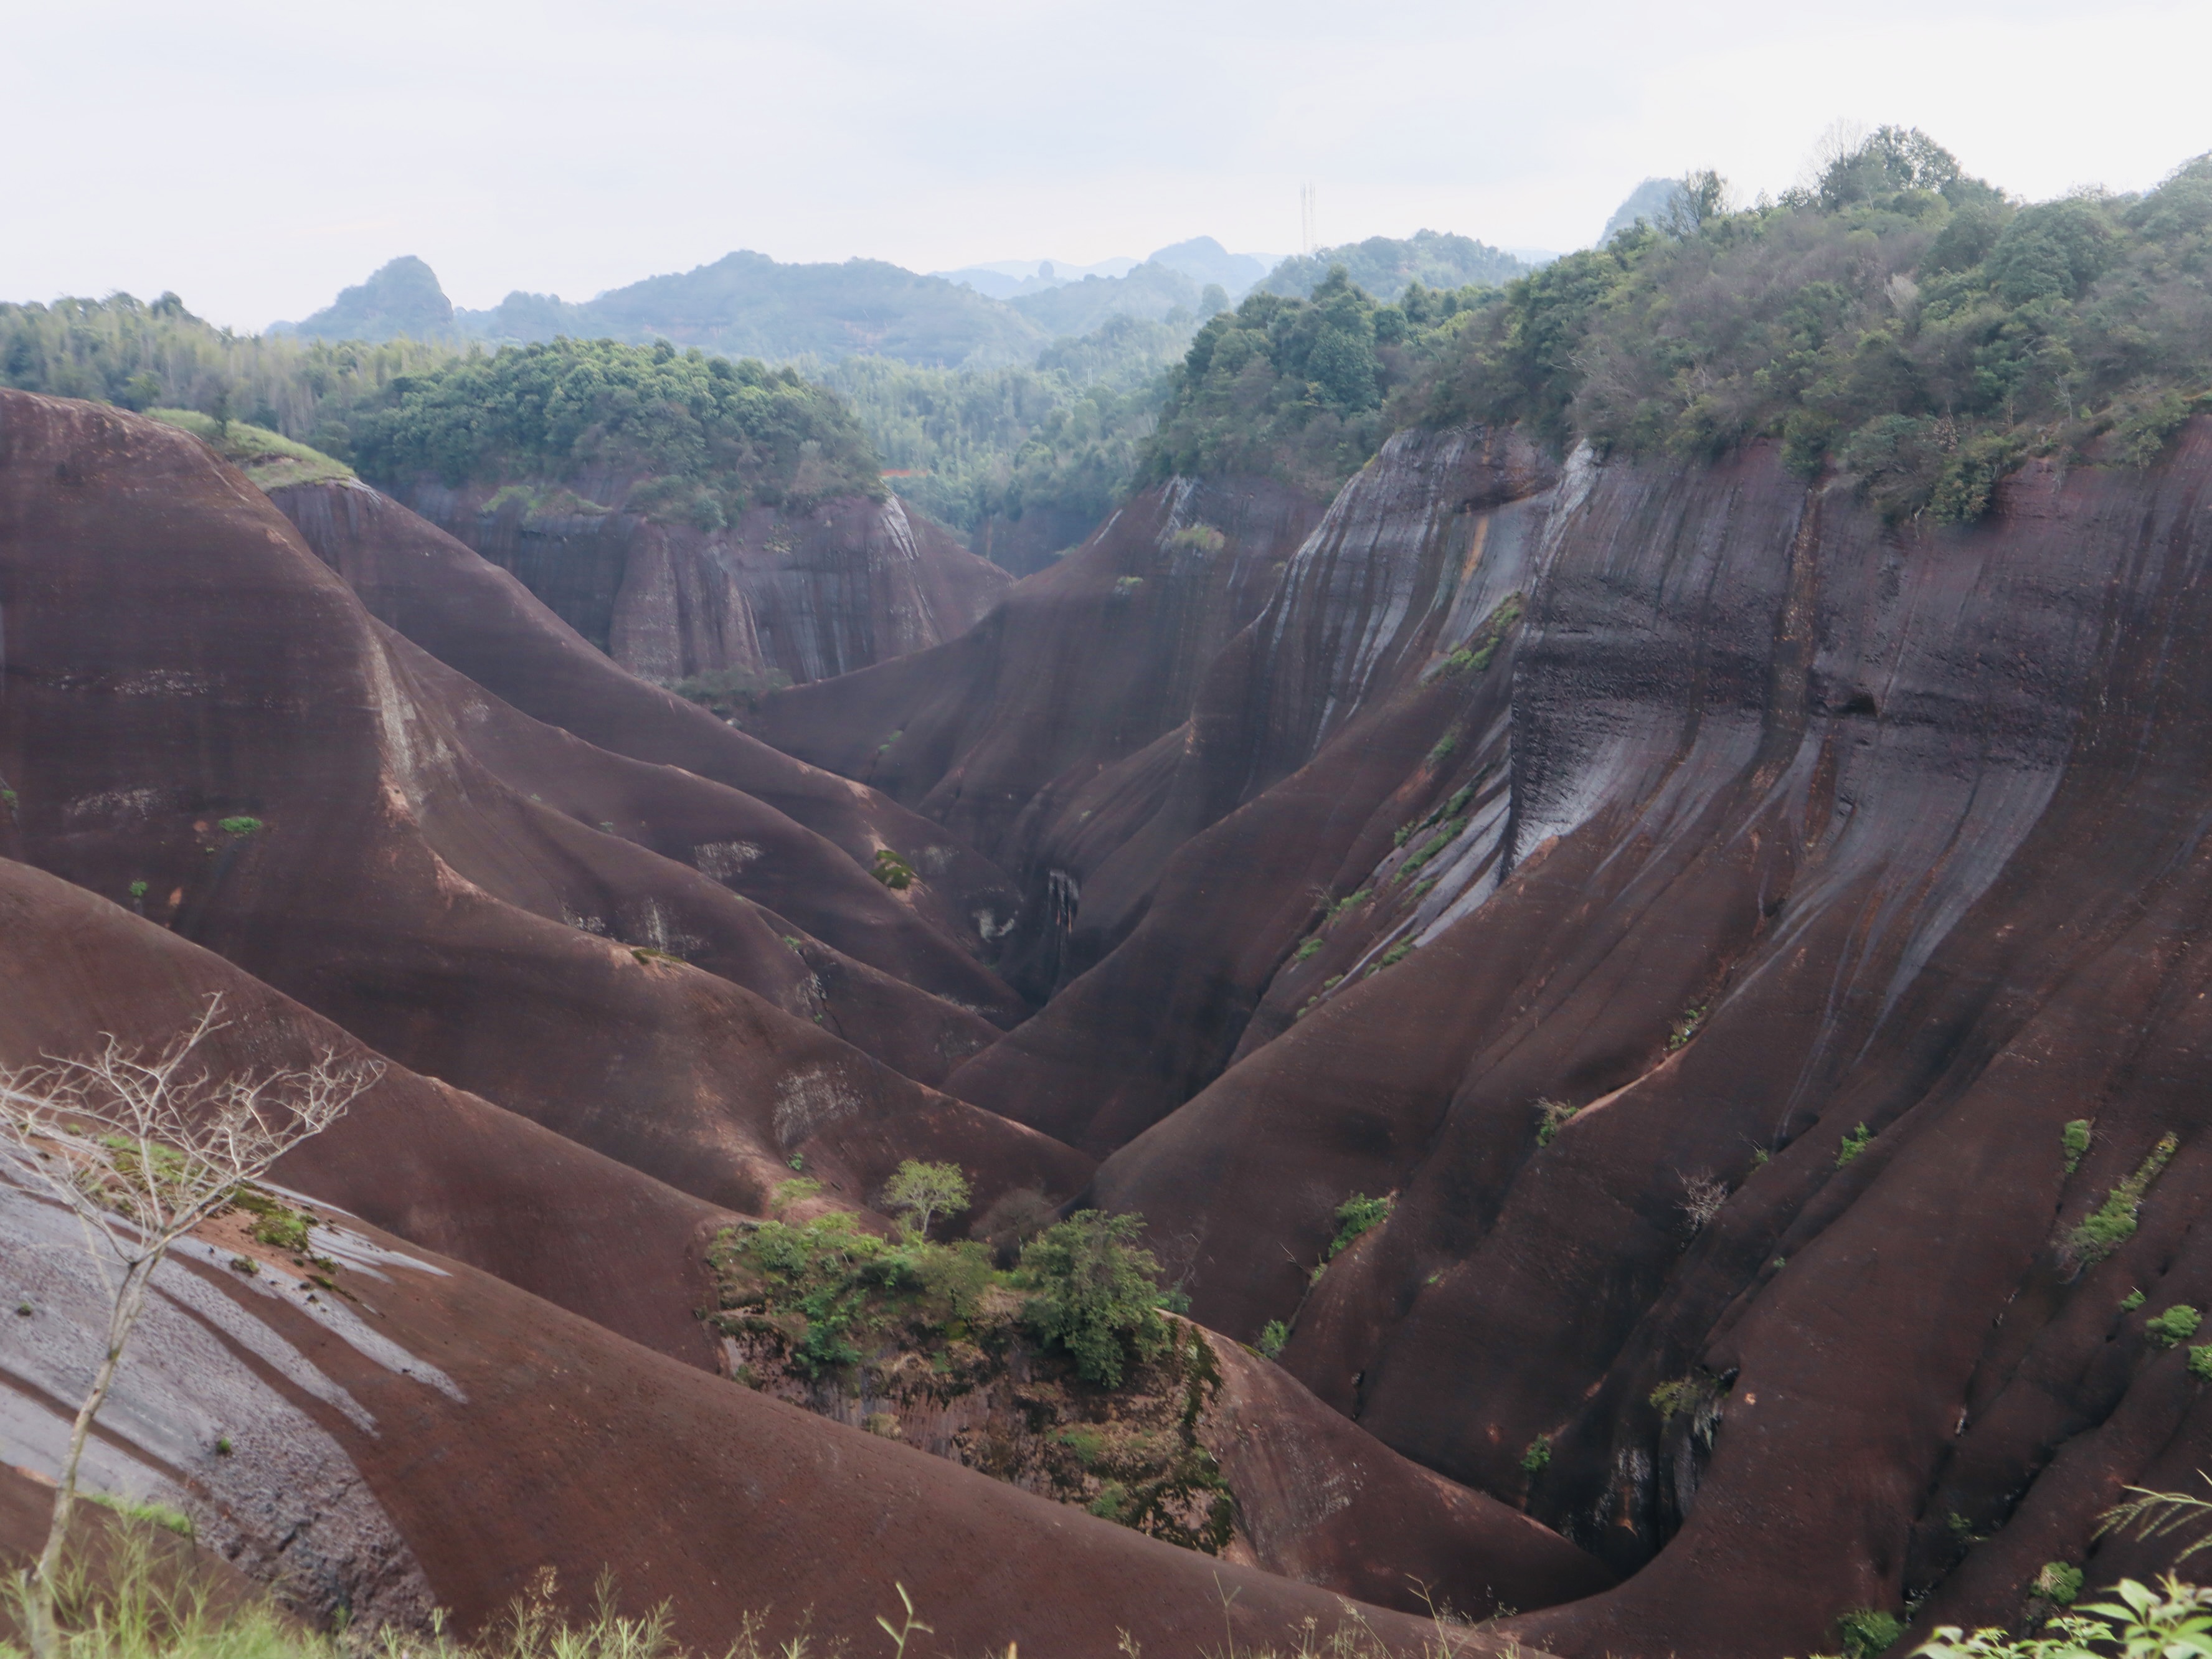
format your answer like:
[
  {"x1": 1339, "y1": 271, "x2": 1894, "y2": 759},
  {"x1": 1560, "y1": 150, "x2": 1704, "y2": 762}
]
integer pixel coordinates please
[
  {"x1": 749, "y1": 474, "x2": 1325, "y2": 998},
  {"x1": 269, "y1": 476, "x2": 1026, "y2": 985},
  {"x1": 749, "y1": 423, "x2": 2212, "y2": 1655},
  {"x1": 0, "y1": 858, "x2": 729, "y2": 1364},
  {"x1": 0, "y1": 858, "x2": 1595, "y2": 1640},
  {"x1": 0, "y1": 1112, "x2": 1502, "y2": 1655},
  {"x1": 0, "y1": 392, "x2": 1077, "y2": 1224}
]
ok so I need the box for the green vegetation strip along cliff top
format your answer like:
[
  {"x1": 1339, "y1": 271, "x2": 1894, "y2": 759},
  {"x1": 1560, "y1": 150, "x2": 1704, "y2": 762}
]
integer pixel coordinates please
[
  {"x1": 1144, "y1": 271, "x2": 1495, "y2": 498},
  {"x1": 144, "y1": 412, "x2": 352, "y2": 490},
  {"x1": 1412, "y1": 131, "x2": 2212, "y2": 522},
  {"x1": 347, "y1": 338, "x2": 882, "y2": 516}
]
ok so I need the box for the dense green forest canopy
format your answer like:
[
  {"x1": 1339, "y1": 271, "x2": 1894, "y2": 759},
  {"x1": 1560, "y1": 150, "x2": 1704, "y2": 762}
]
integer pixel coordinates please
[
  {"x1": 0, "y1": 290, "x2": 451, "y2": 450},
  {"x1": 0, "y1": 301, "x2": 879, "y2": 524},
  {"x1": 1260, "y1": 230, "x2": 1526, "y2": 303},
  {"x1": 348, "y1": 338, "x2": 882, "y2": 519},
  {"x1": 1, "y1": 286, "x2": 1179, "y2": 545},
  {"x1": 1145, "y1": 270, "x2": 1493, "y2": 495},
  {"x1": 1417, "y1": 130, "x2": 2212, "y2": 520},
  {"x1": 16, "y1": 132, "x2": 2205, "y2": 546},
  {"x1": 818, "y1": 313, "x2": 1189, "y2": 537}
]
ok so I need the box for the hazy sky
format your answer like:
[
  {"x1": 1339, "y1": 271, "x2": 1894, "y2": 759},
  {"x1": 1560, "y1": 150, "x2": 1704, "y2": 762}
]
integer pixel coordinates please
[{"x1": 9, "y1": 0, "x2": 2210, "y2": 332}]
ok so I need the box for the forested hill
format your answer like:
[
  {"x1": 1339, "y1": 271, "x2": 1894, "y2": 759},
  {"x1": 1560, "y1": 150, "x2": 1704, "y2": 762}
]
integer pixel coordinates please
[
  {"x1": 1259, "y1": 230, "x2": 1527, "y2": 301},
  {"x1": 281, "y1": 250, "x2": 1217, "y2": 372},
  {"x1": 22, "y1": 126, "x2": 2190, "y2": 564},
  {"x1": 270, "y1": 235, "x2": 1506, "y2": 372},
  {"x1": 1414, "y1": 130, "x2": 2212, "y2": 521},
  {"x1": 1138, "y1": 130, "x2": 2212, "y2": 529}
]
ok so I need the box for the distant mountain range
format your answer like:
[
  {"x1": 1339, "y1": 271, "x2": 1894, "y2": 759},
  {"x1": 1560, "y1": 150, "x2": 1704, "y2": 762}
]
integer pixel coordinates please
[
  {"x1": 932, "y1": 239, "x2": 1281, "y2": 301},
  {"x1": 272, "y1": 230, "x2": 1533, "y2": 371}
]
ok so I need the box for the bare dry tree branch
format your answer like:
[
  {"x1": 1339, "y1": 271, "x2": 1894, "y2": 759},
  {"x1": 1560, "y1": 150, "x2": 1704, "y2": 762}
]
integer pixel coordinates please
[{"x1": 0, "y1": 993, "x2": 379, "y2": 1659}]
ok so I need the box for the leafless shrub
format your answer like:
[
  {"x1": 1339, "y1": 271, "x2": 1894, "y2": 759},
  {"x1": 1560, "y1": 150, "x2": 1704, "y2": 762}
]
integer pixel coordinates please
[
  {"x1": 1681, "y1": 1172, "x2": 1729, "y2": 1232},
  {"x1": 0, "y1": 994, "x2": 379, "y2": 1658}
]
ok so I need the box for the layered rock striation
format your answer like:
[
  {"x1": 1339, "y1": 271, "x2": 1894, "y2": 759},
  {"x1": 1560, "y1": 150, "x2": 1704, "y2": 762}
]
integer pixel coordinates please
[
  {"x1": 0, "y1": 392, "x2": 1057, "y2": 1224},
  {"x1": 756, "y1": 416, "x2": 2212, "y2": 1655},
  {"x1": 0, "y1": 390, "x2": 1597, "y2": 1650},
  {"x1": 384, "y1": 476, "x2": 1009, "y2": 686}
]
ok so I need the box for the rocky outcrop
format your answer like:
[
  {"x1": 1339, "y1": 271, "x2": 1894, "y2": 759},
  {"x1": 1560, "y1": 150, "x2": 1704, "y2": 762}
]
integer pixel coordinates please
[
  {"x1": 267, "y1": 475, "x2": 1026, "y2": 976},
  {"x1": 0, "y1": 862, "x2": 1523, "y2": 1659},
  {"x1": 938, "y1": 428, "x2": 1553, "y2": 1143},
  {"x1": 0, "y1": 392, "x2": 1066, "y2": 1225},
  {"x1": 384, "y1": 477, "x2": 1010, "y2": 686},
  {"x1": 750, "y1": 473, "x2": 1326, "y2": 996},
  {"x1": 750, "y1": 415, "x2": 2212, "y2": 1655},
  {"x1": 1085, "y1": 428, "x2": 2212, "y2": 1656},
  {"x1": 0, "y1": 1181, "x2": 1485, "y2": 1657},
  {"x1": 709, "y1": 1256, "x2": 1612, "y2": 1620},
  {"x1": 0, "y1": 858, "x2": 732, "y2": 1366}
]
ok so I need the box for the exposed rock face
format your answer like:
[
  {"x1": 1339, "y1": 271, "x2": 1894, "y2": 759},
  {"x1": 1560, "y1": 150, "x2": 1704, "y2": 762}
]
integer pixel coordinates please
[
  {"x1": 383, "y1": 477, "x2": 1010, "y2": 685},
  {"x1": 0, "y1": 858, "x2": 733, "y2": 1366},
  {"x1": 750, "y1": 473, "x2": 1326, "y2": 997},
  {"x1": 35, "y1": 357, "x2": 2212, "y2": 1653},
  {"x1": 751, "y1": 418, "x2": 2212, "y2": 1655},
  {"x1": 0, "y1": 393, "x2": 1066, "y2": 1227},
  {"x1": 0, "y1": 392, "x2": 1585, "y2": 1653},
  {"x1": 267, "y1": 475, "x2": 1026, "y2": 975},
  {"x1": 0, "y1": 965, "x2": 1485, "y2": 1658},
  {"x1": 0, "y1": 859, "x2": 1528, "y2": 1657}
]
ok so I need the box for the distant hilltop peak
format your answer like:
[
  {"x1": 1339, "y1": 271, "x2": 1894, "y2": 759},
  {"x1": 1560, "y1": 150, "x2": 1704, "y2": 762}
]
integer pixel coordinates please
[
  {"x1": 1144, "y1": 237, "x2": 1270, "y2": 294},
  {"x1": 1258, "y1": 230, "x2": 1524, "y2": 303},
  {"x1": 273, "y1": 254, "x2": 455, "y2": 343},
  {"x1": 1602, "y1": 177, "x2": 1688, "y2": 243},
  {"x1": 933, "y1": 240, "x2": 1282, "y2": 303}
]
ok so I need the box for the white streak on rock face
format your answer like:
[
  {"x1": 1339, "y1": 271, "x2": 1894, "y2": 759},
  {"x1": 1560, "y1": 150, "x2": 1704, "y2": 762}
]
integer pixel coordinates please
[
  {"x1": 772, "y1": 1067, "x2": 863, "y2": 1149},
  {"x1": 361, "y1": 633, "x2": 458, "y2": 819},
  {"x1": 694, "y1": 839, "x2": 765, "y2": 880},
  {"x1": 110, "y1": 671, "x2": 214, "y2": 697},
  {"x1": 165, "y1": 1236, "x2": 467, "y2": 1407},
  {"x1": 62, "y1": 787, "x2": 166, "y2": 828},
  {"x1": 0, "y1": 1184, "x2": 438, "y2": 1632},
  {"x1": 305, "y1": 1223, "x2": 453, "y2": 1282}
]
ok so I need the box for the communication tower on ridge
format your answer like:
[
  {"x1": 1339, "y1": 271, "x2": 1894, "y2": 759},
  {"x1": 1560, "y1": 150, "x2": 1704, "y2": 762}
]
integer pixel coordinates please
[{"x1": 1300, "y1": 182, "x2": 1318, "y2": 256}]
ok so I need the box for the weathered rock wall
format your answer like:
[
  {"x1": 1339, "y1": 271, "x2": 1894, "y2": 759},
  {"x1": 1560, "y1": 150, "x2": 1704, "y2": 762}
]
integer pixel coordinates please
[
  {"x1": 751, "y1": 414, "x2": 2212, "y2": 1653},
  {"x1": 0, "y1": 936, "x2": 1488, "y2": 1658},
  {"x1": 750, "y1": 474, "x2": 1325, "y2": 996},
  {"x1": 937, "y1": 429, "x2": 1555, "y2": 1140},
  {"x1": 387, "y1": 476, "x2": 1010, "y2": 684},
  {"x1": 1085, "y1": 427, "x2": 2212, "y2": 1655},
  {"x1": 0, "y1": 394, "x2": 1069, "y2": 1227}
]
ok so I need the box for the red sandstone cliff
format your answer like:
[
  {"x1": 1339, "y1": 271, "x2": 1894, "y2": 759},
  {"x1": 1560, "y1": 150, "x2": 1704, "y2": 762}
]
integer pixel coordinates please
[
  {"x1": 381, "y1": 475, "x2": 1010, "y2": 686},
  {"x1": 0, "y1": 391, "x2": 1592, "y2": 1652},
  {"x1": 754, "y1": 420, "x2": 2212, "y2": 1655}
]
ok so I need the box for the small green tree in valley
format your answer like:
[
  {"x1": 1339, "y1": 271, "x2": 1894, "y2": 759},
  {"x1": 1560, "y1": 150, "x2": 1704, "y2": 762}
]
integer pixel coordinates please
[
  {"x1": 1019, "y1": 1210, "x2": 1171, "y2": 1387},
  {"x1": 879, "y1": 1158, "x2": 970, "y2": 1241}
]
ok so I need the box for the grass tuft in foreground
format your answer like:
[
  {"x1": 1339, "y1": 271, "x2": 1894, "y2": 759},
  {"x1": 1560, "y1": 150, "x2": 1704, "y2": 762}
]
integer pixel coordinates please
[{"x1": 5, "y1": 1521, "x2": 1500, "y2": 1659}]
